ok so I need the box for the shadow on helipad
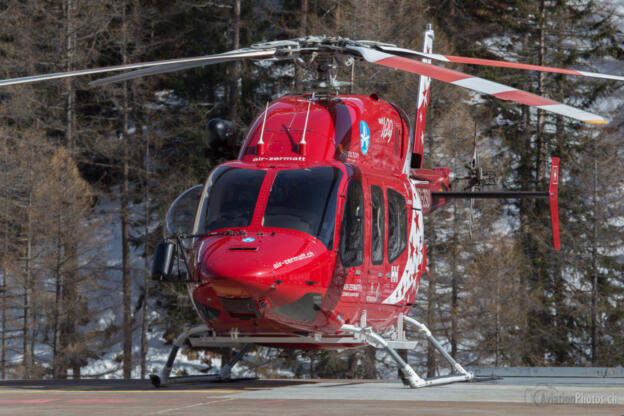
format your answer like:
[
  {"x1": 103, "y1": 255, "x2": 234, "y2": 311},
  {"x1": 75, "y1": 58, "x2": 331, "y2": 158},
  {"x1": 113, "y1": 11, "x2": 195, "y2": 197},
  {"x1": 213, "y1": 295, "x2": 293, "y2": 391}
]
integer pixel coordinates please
[{"x1": 0, "y1": 377, "x2": 316, "y2": 391}]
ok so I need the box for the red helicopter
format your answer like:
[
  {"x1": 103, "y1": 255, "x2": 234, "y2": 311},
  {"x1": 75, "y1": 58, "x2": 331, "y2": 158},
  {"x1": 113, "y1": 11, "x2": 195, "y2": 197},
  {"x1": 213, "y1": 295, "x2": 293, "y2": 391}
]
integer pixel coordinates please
[{"x1": 1, "y1": 25, "x2": 620, "y2": 388}]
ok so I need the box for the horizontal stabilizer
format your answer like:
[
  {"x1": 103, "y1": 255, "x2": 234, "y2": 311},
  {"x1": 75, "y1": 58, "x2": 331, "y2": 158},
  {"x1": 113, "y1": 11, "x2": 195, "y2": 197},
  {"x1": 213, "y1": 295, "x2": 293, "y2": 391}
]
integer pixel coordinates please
[{"x1": 432, "y1": 158, "x2": 561, "y2": 250}]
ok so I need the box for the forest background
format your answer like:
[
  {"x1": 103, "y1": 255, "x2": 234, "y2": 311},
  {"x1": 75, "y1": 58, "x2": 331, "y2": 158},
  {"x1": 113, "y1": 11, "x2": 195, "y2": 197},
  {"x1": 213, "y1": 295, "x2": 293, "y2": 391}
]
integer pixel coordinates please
[{"x1": 0, "y1": 0, "x2": 623, "y2": 380}]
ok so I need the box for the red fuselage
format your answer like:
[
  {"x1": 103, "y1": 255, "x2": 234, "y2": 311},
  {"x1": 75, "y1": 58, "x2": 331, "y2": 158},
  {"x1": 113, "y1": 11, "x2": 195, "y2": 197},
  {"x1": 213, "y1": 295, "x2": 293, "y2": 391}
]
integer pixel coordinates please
[{"x1": 185, "y1": 94, "x2": 448, "y2": 348}]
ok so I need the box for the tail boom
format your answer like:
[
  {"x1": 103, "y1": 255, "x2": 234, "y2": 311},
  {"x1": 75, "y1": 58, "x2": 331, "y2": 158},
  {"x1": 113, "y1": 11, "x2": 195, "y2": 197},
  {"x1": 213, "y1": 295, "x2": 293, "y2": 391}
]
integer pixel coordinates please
[{"x1": 416, "y1": 158, "x2": 561, "y2": 250}]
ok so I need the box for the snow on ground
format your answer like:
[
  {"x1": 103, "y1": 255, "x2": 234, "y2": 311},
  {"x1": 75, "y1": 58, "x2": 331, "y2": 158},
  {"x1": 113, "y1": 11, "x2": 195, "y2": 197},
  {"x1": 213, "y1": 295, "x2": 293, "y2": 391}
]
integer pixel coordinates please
[
  {"x1": 79, "y1": 190, "x2": 254, "y2": 379},
  {"x1": 79, "y1": 191, "x2": 180, "y2": 379}
]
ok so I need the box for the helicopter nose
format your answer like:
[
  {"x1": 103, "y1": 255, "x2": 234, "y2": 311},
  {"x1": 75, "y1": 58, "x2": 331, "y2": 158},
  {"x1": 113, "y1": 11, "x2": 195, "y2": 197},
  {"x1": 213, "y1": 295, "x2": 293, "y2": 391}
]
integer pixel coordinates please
[{"x1": 196, "y1": 231, "x2": 334, "y2": 321}]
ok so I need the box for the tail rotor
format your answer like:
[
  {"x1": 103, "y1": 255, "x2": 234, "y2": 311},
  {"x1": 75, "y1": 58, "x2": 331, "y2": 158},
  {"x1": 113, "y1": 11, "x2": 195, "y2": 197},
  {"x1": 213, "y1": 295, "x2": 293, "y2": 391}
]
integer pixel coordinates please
[{"x1": 458, "y1": 123, "x2": 497, "y2": 238}]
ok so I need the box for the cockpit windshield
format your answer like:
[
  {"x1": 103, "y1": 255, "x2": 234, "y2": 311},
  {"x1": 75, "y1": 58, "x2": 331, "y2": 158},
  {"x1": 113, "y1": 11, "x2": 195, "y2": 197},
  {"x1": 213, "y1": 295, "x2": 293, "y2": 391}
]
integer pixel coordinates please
[
  {"x1": 198, "y1": 167, "x2": 266, "y2": 233},
  {"x1": 263, "y1": 167, "x2": 342, "y2": 249},
  {"x1": 196, "y1": 166, "x2": 342, "y2": 249}
]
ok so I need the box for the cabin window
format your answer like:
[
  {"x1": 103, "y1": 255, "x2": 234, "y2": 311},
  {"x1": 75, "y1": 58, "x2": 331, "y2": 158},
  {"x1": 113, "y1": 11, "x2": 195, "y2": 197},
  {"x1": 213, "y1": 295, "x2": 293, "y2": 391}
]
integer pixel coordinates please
[
  {"x1": 263, "y1": 167, "x2": 342, "y2": 250},
  {"x1": 371, "y1": 185, "x2": 384, "y2": 265},
  {"x1": 387, "y1": 188, "x2": 407, "y2": 263},
  {"x1": 200, "y1": 167, "x2": 265, "y2": 232},
  {"x1": 340, "y1": 180, "x2": 364, "y2": 267}
]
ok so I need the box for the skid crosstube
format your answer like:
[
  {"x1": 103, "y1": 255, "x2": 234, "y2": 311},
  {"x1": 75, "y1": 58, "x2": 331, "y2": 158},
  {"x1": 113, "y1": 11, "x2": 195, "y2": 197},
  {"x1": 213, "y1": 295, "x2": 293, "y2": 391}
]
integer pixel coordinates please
[{"x1": 150, "y1": 316, "x2": 473, "y2": 389}]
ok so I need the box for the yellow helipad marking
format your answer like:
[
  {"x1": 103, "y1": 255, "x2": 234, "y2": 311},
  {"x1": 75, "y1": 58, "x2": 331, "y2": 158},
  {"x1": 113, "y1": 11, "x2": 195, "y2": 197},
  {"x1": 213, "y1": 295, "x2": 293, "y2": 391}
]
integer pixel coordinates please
[{"x1": 155, "y1": 398, "x2": 235, "y2": 415}]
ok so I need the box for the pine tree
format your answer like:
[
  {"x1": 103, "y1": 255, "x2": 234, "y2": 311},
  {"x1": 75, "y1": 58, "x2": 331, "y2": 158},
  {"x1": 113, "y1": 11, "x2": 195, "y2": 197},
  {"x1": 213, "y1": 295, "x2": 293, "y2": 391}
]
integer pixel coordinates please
[
  {"x1": 31, "y1": 147, "x2": 95, "y2": 378},
  {"x1": 430, "y1": 0, "x2": 622, "y2": 366}
]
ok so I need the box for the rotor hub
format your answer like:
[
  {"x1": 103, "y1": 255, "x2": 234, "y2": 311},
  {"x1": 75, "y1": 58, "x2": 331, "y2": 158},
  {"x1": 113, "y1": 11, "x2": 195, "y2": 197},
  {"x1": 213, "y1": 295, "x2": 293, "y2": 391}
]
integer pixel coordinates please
[{"x1": 251, "y1": 36, "x2": 379, "y2": 92}]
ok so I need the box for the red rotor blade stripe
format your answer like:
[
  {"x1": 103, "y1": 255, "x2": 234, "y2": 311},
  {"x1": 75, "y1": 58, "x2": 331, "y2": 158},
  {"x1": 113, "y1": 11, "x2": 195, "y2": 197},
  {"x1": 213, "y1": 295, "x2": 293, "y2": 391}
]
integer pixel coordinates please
[
  {"x1": 351, "y1": 46, "x2": 606, "y2": 124},
  {"x1": 435, "y1": 54, "x2": 624, "y2": 81},
  {"x1": 377, "y1": 55, "x2": 470, "y2": 83},
  {"x1": 375, "y1": 44, "x2": 624, "y2": 82},
  {"x1": 494, "y1": 89, "x2": 557, "y2": 107},
  {"x1": 443, "y1": 55, "x2": 582, "y2": 75}
]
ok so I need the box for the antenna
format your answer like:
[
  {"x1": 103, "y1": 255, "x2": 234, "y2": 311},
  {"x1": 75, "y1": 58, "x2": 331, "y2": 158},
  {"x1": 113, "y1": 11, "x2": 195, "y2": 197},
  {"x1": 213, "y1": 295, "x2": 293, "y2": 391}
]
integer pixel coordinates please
[
  {"x1": 299, "y1": 98, "x2": 312, "y2": 155},
  {"x1": 257, "y1": 102, "x2": 269, "y2": 155}
]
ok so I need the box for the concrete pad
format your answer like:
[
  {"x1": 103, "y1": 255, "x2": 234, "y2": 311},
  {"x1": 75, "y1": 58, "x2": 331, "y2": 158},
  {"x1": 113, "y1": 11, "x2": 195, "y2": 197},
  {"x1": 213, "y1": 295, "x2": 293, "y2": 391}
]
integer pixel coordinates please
[{"x1": 0, "y1": 377, "x2": 622, "y2": 416}]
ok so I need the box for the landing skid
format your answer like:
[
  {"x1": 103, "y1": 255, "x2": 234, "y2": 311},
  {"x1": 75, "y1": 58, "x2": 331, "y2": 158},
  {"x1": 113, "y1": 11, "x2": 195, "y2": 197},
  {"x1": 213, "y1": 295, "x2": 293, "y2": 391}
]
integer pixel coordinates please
[
  {"x1": 149, "y1": 325, "x2": 254, "y2": 387},
  {"x1": 341, "y1": 315, "x2": 473, "y2": 388},
  {"x1": 150, "y1": 317, "x2": 473, "y2": 389}
]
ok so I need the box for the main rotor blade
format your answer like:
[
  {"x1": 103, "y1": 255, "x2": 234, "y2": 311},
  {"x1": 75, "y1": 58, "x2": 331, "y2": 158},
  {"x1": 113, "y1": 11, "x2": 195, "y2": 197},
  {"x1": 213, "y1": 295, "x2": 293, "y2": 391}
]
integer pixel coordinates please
[
  {"x1": 90, "y1": 48, "x2": 275, "y2": 86},
  {"x1": 0, "y1": 48, "x2": 276, "y2": 88},
  {"x1": 349, "y1": 46, "x2": 606, "y2": 124},
  {"x1": 374, "y1": 44, "x2": 624, "y2": 82}
]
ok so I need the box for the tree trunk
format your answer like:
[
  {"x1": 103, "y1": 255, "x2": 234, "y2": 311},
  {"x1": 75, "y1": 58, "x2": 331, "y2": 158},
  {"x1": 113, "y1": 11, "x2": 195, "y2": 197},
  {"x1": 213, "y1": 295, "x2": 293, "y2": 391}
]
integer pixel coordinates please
[
  {"x1": 495, "y1": 270, "x2": 500, "y2": 366},
  {"x1": 591, "y1": 145, "x2": 599, "y2": 363},
  {"x1": 0, "y1": 254, "x2": 5, "y2": 380},
  {"x1": 362, "y1": 346, "x2": 376, "y2": 379},
  {"x1": 348, "y1": 350, "x2": 358, "y2": 378},
  {"x1": 450, "y1": 202, "x2": 459, "y2": 359},
  {"x1": 53, "y1": 210, "x2": 63, "y2": 378},
  {"x1": 140, "y1": 119, "x2": 150, "y2": 379},
  {"x1": 533, "y1": 0, "x2": 548, "y2": 366},
  {"x1": 122, "y1": 90, "x2": 132, "y2": 379},
  {"x1": 22, "y1": 188, "x2": 33, "y2": 379},
  {"x1": 1, "y1": 138, "x2": 7, "y2": 379},
  {"x1": 227, "y1": 0, "x2": 241, "y2": 122},
  {"x1": 535, "y1": 0, "x2": 547, "y2": 186},
  {"x1": 121, "y1": 2, "x2": 133, "y2": 379},
  {"x1": 65, "y1": 239, "x2": 79, "y2": 378},
  {"x1": 294, "y1": 0, "x2": 308, "y2": 92},
  {"x1": 65, "y1": 0, "x2": 75, "y2": 153},
  {"x1": 58, "y1": 0, "x2": 79, "y2": 379},
  {"x1": 334, "y1": 1, "x2": 341, "y2": 33}
]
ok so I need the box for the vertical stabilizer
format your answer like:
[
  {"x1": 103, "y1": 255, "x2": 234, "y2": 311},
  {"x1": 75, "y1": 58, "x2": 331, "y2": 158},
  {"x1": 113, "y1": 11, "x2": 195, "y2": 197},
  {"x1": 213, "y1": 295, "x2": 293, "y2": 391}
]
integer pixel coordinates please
[
  {"x1": 411, "y1": 24, "x2": 435, "y2": 169},
  {"x1": 549, "y1": 157, "x2": 560, "y2": 250}
]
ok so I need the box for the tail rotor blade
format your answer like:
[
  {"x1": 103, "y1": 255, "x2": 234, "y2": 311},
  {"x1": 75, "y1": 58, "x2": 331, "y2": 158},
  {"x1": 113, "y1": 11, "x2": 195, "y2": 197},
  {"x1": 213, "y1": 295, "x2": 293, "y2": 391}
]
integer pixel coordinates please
[{"x1": 349, "y1": 45, "x2": 607, "y2": 124}]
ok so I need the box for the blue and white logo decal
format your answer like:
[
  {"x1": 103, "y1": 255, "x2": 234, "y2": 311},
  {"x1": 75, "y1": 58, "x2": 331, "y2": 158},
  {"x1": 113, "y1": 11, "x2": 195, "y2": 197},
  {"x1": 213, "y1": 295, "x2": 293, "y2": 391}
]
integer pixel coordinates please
[
  {"x1": 242, "y1": 237, "x2": 255, "y2": 243},
  {"x1": 360, "y1": 120, "x2": 370, "y2": 155}
]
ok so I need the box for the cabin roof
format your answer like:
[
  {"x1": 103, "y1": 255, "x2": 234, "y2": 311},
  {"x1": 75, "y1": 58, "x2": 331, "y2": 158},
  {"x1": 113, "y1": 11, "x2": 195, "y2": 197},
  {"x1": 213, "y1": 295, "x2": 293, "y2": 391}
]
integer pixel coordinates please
[{"x1": 239, "y1": 94, "x2": 410, "y2": 175}]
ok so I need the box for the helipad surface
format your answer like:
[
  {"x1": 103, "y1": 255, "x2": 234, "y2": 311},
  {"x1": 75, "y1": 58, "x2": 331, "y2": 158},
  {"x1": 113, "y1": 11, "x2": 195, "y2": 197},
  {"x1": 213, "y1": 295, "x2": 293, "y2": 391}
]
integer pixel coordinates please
[{"x1": 0, "y1": 371, "x2": 622, "y2": 416}]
